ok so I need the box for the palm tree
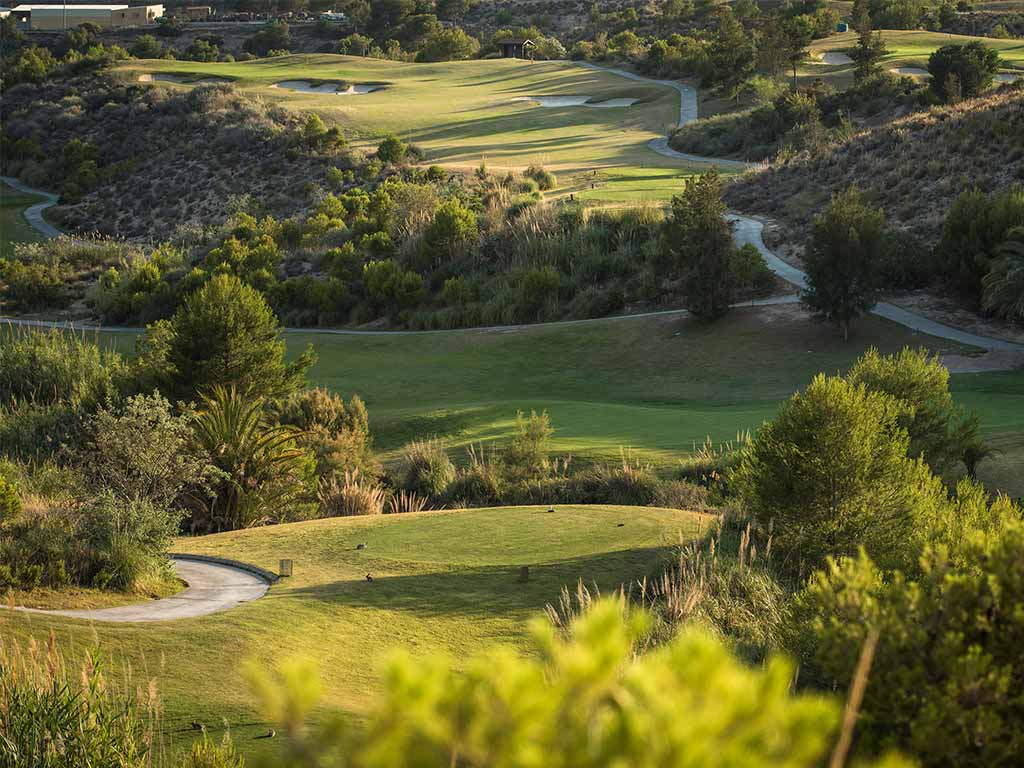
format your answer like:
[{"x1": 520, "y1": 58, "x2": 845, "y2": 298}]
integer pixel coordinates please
[
  {"x1": 190, "y1": 386, "x2": 312, "y2": 533},
  {"x1": 982, "y1": 228, "x2": 1024, "y2": 320}
]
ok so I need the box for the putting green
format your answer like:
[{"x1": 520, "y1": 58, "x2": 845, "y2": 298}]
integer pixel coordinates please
[
  {"x1": 117, "y1": 54, "x2": 717, "y2": 202},
  {"x1": 808, "y1": 30, "x2": 1024, "y2": 84},
  {"x1": 2, "y1": 504, "x2": 706, "y2": 759}
]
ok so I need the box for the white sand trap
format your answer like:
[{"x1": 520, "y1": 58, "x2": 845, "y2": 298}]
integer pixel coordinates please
[
  {"x1": 586, "y1": 97, "x2": 639, "y2": 107},
  {"x1": 995, "y1": 72, "x2": 1022, "y2": 83},
  {"x1": 818, "y1": 51, "x2": 853, "y2": 65},
  {"x1": 512, "y1": 95, "x2": 591, "y2": 107},
  {"x1": 272, "y1": 80, "x2": 382, "y2": 95},
  {"x1": 890, "y1": 67, "x2": 932, "y2": 78},
  {"x1": 511, "y1": 95, "x2": 638, "y2": 108}
]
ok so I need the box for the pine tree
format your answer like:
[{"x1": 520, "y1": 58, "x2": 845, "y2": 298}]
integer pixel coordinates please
[{"x1": 801, "y1": 188, "x2": 885, "y2": 340}]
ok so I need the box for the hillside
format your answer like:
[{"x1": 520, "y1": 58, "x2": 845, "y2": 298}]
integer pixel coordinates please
[
  {"x1": 725, "y1": 83, "x2": 1024, "y2": 244},
  {"x1": 0, "y1": 74, "x2": 344, "y2": 238}
]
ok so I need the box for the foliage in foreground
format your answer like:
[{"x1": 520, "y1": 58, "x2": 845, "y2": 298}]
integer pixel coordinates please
[
  {"x1": 245, "y1": 600, "x2": 908, "y2": 768},
  {"x1": 0, "y1": 634, "x2": 158, "y2": 768},
  {"x1": 796, "y1": 518, "x2": 1024, "y2": 768}
]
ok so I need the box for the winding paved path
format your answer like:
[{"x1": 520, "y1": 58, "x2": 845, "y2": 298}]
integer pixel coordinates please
[
  {"x1": 13, "y1": 556, "x2": 271, "y2": 623},
  {"x1": 1, "y1": 175, "x2": 64, "y2": 238},
  {"x1": 583, "y1": 63, "x2": 1024, "y2": 354}
]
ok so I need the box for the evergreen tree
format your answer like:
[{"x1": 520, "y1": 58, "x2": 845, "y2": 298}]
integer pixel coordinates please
[
  {"x1": 801, "y1": 187, "x2": 885, "y2": 340},
  {"x1": 850, "y1": 0, "x2": 888, "y2": 80},
  {"x1": 709, "y1": 8, "x2": 756, "y2": 100},
  {"x1": 660, "y1": 169, "x2": 737, "y2": 320},
  {"x1": 137, "y1": 274, "x2": 315, "y2": 401}
]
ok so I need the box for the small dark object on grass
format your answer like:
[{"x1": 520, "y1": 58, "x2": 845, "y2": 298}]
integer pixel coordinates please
[
  {"x1": 616, "y1": 523, "x2": 624, "y2": 527},
  {"x1": 356, "y1": 543, "x2": 367, "y2": 550},
  {"x1": 547, "y1": 507, "x2": 555, "y2": 513},
  {"x1": 191, "y1": 720, "x2": 203, "y2": 731},
  {"x1": 257, "y1": 729, "x2": 276, "y2": 739},
  {"x1": 366, "y1": 573, "x2": 373, "y2": 582}
]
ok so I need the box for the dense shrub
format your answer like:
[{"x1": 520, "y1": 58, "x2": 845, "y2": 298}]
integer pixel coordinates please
[
  {"x1": 795, "y1": 518, "x2": 1024, "y2": 767},
  {"x1": 846, "y1": 347, "x2": 969, "y2": 475},
  {"x1": 244, "y1": 601, "x2": 906, "y2": 768},
  {"x1": 734, "y1": 372, "x2": 945, "y2": 574},
  {"x1": 276, "y1": 387, "x2": 379, "y2": 479},
  {"x1": 0, "y1": 639, "x2": 155, "y2": 767},
  {"x1": 0, "y1": 476, "x2": 20, "y2": 521},
  {"x1": 928, "y1": 42, "x2": 1001, "y2": 102},
  {"x1": 397, "y1": 439, "x2": 454, "y2": 498},
  {"x1": 188, "y1": 387, "x2": 315, "y2": 533},
  {"x1": 317, "y1": 470, "x2": 385, "y2": 517},
  {"x1": 0, "y1": 259, "x2": 69, "y2": 311},
  {"x1": 937, "y1": 186, "x2": 1024, "y2": 298}
]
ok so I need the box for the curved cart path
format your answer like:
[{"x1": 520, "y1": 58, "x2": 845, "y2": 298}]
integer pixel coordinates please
[
  {"x1": 2, "y1": 68, "x2": 1022, "y2": 354},
  {"x1": 1, "y1": 175, "x2": 64, "y2": 238},
  {"x1": 582, "y1": 63, "x2": 1024, "y2": 354},
  {"x1": 12, "y1": 556, "x2": 271, "y2": 623}
]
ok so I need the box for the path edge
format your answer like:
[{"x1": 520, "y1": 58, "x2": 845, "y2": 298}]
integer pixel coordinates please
[{"x1": 170, "y1": 552, "x2": 280, "y2": 584}]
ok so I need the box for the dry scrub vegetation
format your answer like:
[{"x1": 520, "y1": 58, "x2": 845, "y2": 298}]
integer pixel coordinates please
[
  {"x1": 1, "y1": 74, "x2": 346, "y2": 238},
  {"x1": 726, "y1": 84, "x2": 1024, "y2": 245}
]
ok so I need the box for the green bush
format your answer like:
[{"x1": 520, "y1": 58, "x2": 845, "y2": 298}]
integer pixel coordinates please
[
  {"x1": 878, "y1": 229, "x2": 933, "y2": 289},
  {"x1": 734, "y1": 373, "x2": 945, "y2": 573},
  {"x1": 0, "y1": 259, "x2": 69, "y2": 312},
  {"x1": 928, "y1": 41, "x2": 1001, "y2": 101},
  {"x1": 525, "y1": 164, "x2": 557, "y2": 191},
  {"x1": 398, "y1": 439, "x2": 456, "y2": 498},
  {"x1": 0, "y1": 477, "x2": 21, "y2": 522},
  {"x1": 376, "y1": 134, "x2": 407, "y2": 163},
  {"x1": 244, "y1": 600, "x2": 908, "y2": 768},
  {"x1": 505, "y1": 409, "x2": 553, "y2": 480},
  {"x1": 795, "y1": 518, "x2": 1024, "y2": 767}
]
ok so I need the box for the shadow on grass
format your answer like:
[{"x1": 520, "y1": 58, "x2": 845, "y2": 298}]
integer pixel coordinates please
[{"x1": 275, "y1": 546, "x2": 674, "y2": 619}]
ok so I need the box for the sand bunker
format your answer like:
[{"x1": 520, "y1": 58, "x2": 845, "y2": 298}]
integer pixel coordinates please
[
  {"x1": 511, "y1": 95, "x2": 639, "y2": 108},
  {"x1": 272, "y1": 81, "x2": 382, "y2": 95},
  {"x1": 890, "y1": 67, "x2": 932, "y2": 78},
  {"x1": 818, "y1": 51, "x2": 853, "y2": 65}
]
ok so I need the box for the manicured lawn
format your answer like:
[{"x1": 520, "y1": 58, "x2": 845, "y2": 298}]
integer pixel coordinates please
[
  {"x1": 116, "y1": 55, "x2": 720, "y2": 202},
  {"x1": 1, "y1": 504, "x2": 706, "y2": 759},
  {"x1": 0, "y1": 182, "x2": 44, "y2": 259}
]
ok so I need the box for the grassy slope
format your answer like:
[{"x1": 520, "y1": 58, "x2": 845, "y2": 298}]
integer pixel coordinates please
[
  {"x1": 116, "y1": 55, "x2": 716, "y2": 202},
  {"x1": 83, "y1": 305, "x2": 1023, "y2": 497},
  {"x1": 1, "y1": 505, "x2": 706, "y2": 758},
  {"x1": 0, "y1": 182, "x2": 44, "y2": 259}
]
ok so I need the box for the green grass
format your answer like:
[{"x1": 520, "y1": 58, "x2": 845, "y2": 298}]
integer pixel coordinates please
[
  {"x1": 116, "y1": 55, "x2": 719, "y2": 202},
  {"x1": 71, "y1": 304, "x2": 1024, "y2": 497},
  {"x1": 0, "y1": 182, "x2": 44, "y2": 259},
  {"x1": 807, "y1": 30, "x2": 1024, "y2": 86},
  {"x1": 1, "y1": 504, "x2": 706, "y2": 759}
]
